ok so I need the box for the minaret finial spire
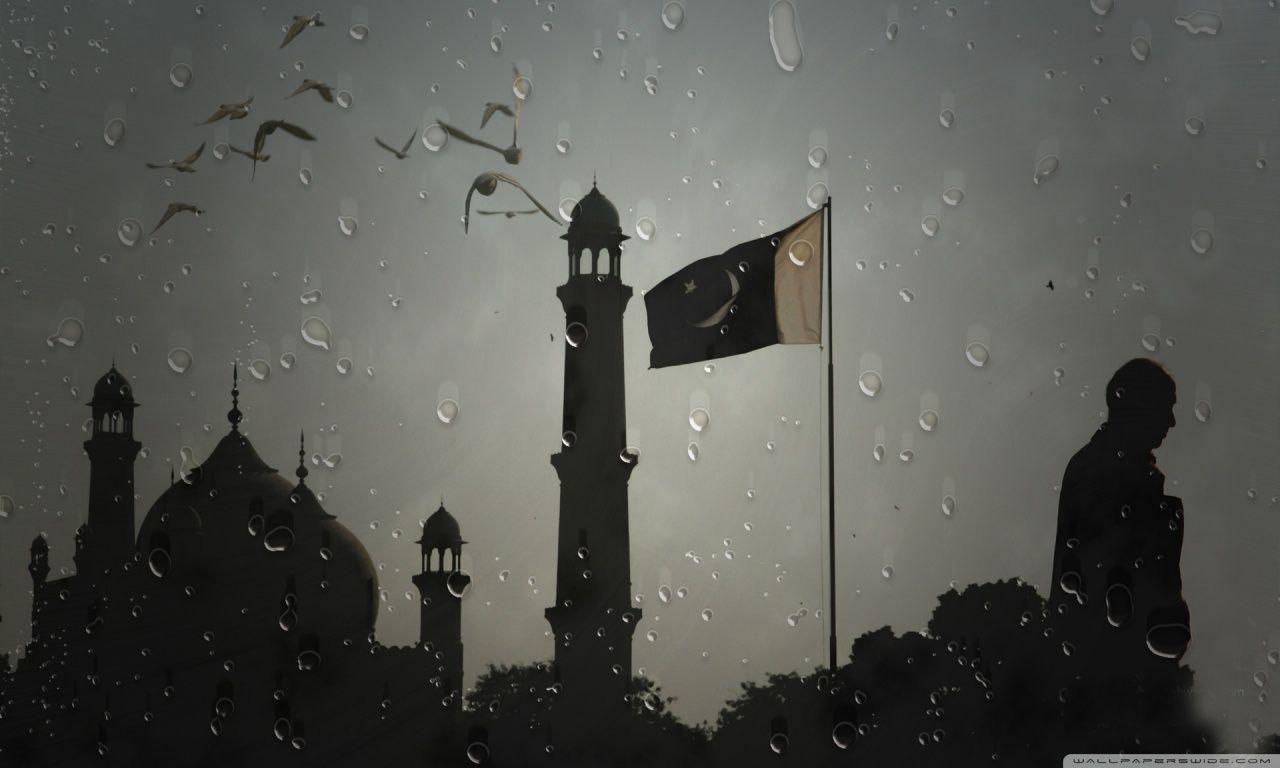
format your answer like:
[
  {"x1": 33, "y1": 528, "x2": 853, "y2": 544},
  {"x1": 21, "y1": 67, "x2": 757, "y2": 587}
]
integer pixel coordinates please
[
  {"x1": 295, "y1": 429, "x2": 309, "y2": 485},
  {"x1": 227, "y1": 362, "x2": 243, "y2": 431}
]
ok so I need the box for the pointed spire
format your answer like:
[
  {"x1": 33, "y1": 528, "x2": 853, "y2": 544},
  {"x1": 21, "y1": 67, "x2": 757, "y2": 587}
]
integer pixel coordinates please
[
  {"x1": 227, "y1": 362, "x2": 243, "y2": 432},
  {"x1": 295, "y1": 429, "x2": 309, "y2": 485},
  {"x1": 592, "y1": 171, "x2": 597, "y2": 188}
]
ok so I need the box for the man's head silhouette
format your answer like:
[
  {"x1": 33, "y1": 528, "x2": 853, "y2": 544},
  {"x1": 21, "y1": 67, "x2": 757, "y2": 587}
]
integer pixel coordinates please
[{"x1": 1105, "y1": 358, "x2": 1177, "y2": 451}]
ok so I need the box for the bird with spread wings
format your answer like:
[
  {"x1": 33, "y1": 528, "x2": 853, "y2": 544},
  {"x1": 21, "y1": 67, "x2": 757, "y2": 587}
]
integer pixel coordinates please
[
  {"x1": 146, "y1": 142, "x2": 205, "y2": 173},
  {"x1": 463, "y1": 172, "x2": 559, "y2": 233},
  {"x1": 437, "y1": 65, "x2": 525, "y2": 165}
]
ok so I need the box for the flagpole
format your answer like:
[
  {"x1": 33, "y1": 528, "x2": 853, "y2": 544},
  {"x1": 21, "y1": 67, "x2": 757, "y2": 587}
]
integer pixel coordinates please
[{"x1": 825, "y1": 196, "x2": 837, "y2": 673}]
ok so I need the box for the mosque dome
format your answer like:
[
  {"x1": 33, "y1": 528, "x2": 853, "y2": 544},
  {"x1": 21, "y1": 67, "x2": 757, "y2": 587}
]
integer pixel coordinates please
[
  {"x1": 90, "y1": 365, "x2": 136, "y2": 407},
  {"x1": 136, "y1": 419, "x2": 379, "y2": 646},
  {"x1": 562, "y1": 183, "x2": 628, "y2": 244},
  {"x1": 420, "y1": 503, "x2": 465, "y2": 547}
]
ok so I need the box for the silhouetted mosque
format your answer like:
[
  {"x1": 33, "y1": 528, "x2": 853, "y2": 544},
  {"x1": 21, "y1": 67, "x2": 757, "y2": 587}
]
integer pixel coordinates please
[{"x1": 0, "y1": 365, "x2": 470, "y2": 765}]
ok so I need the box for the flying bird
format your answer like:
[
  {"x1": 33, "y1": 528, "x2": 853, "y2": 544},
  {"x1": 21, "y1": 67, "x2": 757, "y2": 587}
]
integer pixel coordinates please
[
  {"x1": 150, "y1": 203, "x2": 203, "y2": 235},
  {"x1": 1046, "y1": 280, "x2": 1055, "y2": 290},
  {"x1": 438, "y1": 65, "x2": 526, "y2": 165},
  {"x1": 196, "y1": 97, "x2": 253, "y2": 125},
  {"x1": 280, "y1": 12, "x2": 325, "y2": 48},
  {"x1": 475, "y1": 208, "x2": 541, "y2": 219},
  {"x1": 145, "y1": 142, "x2": 205, "y2": 173},
  {"x1": 480, "y1": 102, "x2": 514, "y2": 129},
  {"x1": 227, "y1": 144, "x2": 270, "y2": 164},
  {"x1": 374, "y1": 130, "x2": 416, "y2": 160},
  {"x1": 288, "y1": 79, "x2": 335, "y2": 103},
  {"x1": 250, "y1": 119, "x2": 315, "y2": 178},
  {"x1": 463, "y1": 172, "x2": 558, "y2": 233}
]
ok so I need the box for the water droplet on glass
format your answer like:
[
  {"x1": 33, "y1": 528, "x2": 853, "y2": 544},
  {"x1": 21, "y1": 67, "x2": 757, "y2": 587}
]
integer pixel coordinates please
[
  {"x1": 1190, "y1": 227, "x2": 1213, "y2": 255},
  {"x1": 1033, "y1": 154, "x2": 1060, "y2": 185},
  {"x1": 687, "y1": 442, "x2": 700, "y2": 462},
  {"x1": 941, "y1": 495, "x2": 956, "y2": 517},
  {"x1": 1193, "y1": 400, "x2": 1211, "y2": 423},
  {"x1": 858, "y1": 370, "x2": 882, "y2": 397},
  {"x1": 1184, "y1": 116, "x2": 1205, "y2": 136},
  {"x1": 882, "y1": 565, "x2": 894, "y2": 580},
  {"x1": 921, "y1": 215, "x2": 940, "y2": 238},
  {"x1": 886, "y1": 22, "x2": 899, "y2": 41},
  {"x1": 1090, "y1": 0, "x2": 1114, "y2": 16},
  {"x1": 661, "y1": 1, "x2": 686, "y2": 31},
  {"x1": 1131, "y1": 36, "x2": 1151, "y2": 61},
  {"x1": 422, "y1": 124, "x2": 448, "y2": 151},
  {"x1": 555, "y1": 138, "x2": 571, "y2": 155},
  {"x1": 965, "y1": 341, "x2": 990, "y2": 368},
  {"x1": 337, "y1": 216, "x2": 358, "y2": 237},
  {"x1": 636, "y1": 216, "x2": 657, "y2": 241},
  {"x1": 447, "y1": 570, "x2": 472, "y2": 598},
  {"x1": 566, "y1": 321, "x2": 588, "y2": 348},
  {"x1": 646, "y1": 629, "x2": 659, "y2": 642},
  {"x1": 805, "y1": 181, "x2": 828, "y2": 209},
  {"x1": 1140, "y1": 333, "x2": 1161, "y2": 352},
  {"x1": 898, "y1": 449, "x2": 914, "y2": 463},
  {"x1": 513, "y1": 75, "x2": 532, "y2": 101},
  {"x1": 939, "y1": 108, "x2": 955, "y2": 129},
  {"x1": 437, "y1": 398, "x2": 459, "y2": 424},
  {"x1": 301, "y1": 316, "x2": 332, "y2": 351},
  {"x1": 168, "y1": 62, "x2": 193, "y2": 89},
  {"x1": 489, "y1": 35, "x2": 503, "y2": 53},
  {"x1": 1174, "y1": 10, "x2": 1221, "y2": 36},
  {"x1": 942, "y1": 187, "x2": 964, "y2": 206},
  {"x1": 280, "y1": 352, "x2": 296, "y2": 370},
  {"x1": 643, "y1": 74, "x2": 659, "y2": 95},
  {"x1": 248, "y1": 358, "x2": 271, "y2": 381},
  {"x1": 918, "y1": 409, "x2": 939, "y2": 432},
  {"x1": 335, "y1": 90, "x2": 353, "y2": 109},
  {"x1": 46, "y1": 317, "x2": 84, "y2": 349},
  {"x1": 299, "y1": 168, "x2": 312, "y2": 186},
  {"x1": 807, "y1": 145, "x2": 827, "y2": 169},
  {"x1": 768, "y1": 1, "x2": 804, "y2": 72},
  {"x1": 167, "y1": 347, "x2": 193, "y2": 374},
  {"x1": 117, "y1": 218, "x2": 142, "y2": 246},
  {"x1": 103, "y1": 117, "x2": 126, "y2": 147},
  {"x1": 349, "y1": 24, "x2": 369, "y2": 41},
  {"x1": 688, "y1": 407, "x2": 710, "y2": 432}
]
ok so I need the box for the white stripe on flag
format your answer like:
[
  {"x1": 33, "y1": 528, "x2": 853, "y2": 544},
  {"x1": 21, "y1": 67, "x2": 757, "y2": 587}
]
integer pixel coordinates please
[{"x1": 774, "y1": 210, "x2": 824, "y2": 344}]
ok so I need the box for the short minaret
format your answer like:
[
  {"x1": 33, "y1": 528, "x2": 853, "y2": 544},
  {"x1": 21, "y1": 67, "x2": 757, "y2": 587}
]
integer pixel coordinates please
[
  {"x1": 545, "y1": 182, "x2": 642, "y2": 709},
  {"x1": 412, "y1": 502, "x2": 468, "y2": 706},
  {"x1": 27, "y1": 535, "x2": 50, "y2": 655},
  {"x1": 82, "y1": 364, "x2": 142, "y2": 571}
]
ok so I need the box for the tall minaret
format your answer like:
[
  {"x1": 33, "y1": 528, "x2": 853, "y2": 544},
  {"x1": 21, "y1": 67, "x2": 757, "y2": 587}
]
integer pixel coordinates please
[
  {"x1": 545, "y1": 182, "x2": 642, "y2": 708},
  {"x1": 413, "y1": 502, "x2": 468, "y2": 707},
  {"x1": 82, "y1": 364, "x2": 142, "y2": 571}
]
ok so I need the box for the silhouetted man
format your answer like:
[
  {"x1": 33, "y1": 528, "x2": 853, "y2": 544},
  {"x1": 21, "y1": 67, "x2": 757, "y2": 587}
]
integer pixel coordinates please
[{"x1": 1049, "y1": 358, "x2": 1191, "y2": 665}]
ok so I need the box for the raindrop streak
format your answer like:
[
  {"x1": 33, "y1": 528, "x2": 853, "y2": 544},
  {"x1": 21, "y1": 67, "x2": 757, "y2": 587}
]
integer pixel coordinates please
[
  {"x1": 0, "y1": 495, "x2": 14, "y2": 520},
  {"x1": 437, "y1": 399, "x2": 459, "y2": 424},
  {"x1": 168, "y1": 63, "x2": 193, "y2": 89},
  {"x1": 768, "y1": 1, "x2": 803, "y2": 73},
  {"x1": 103, "y1": 117, "x2": 126, "y2": 147},
  {"x1": 858, "y1": 370, "x2": 882, "y2": 398},
  {"x1": 46, "y1": 317, "x2": 84, "y2": 349},
  {"x1": 1174, "y1": 10, "x2": 1222, "y2": 36},
  {"x1": 300, "y1": 316, "x2": 332, "y2": 351},
  {"x1": 965, "y1": 341, "x2": 990, "y2": 368},
  {"x1": 1033, "y1": 155, "x2": 1060, "y2": 185},
  {"x1": 661, "y1": 1, "x2": 686, "y2": 31},
  {"x1": 422, "y1": 124, "x2": 448, "y2": 152},
  {"x1": 167, "y1": 348, "x2": 193, "y2": 374}
]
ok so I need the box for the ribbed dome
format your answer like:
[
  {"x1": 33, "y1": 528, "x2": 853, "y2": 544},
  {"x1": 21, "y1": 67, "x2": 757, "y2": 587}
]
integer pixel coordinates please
[
  {"x1": 137, "y1": 429, "x2": 379, "y2": 642},
  {"x1": 90, "y1": 365, "x2": 135, "y2": 407},
  {"x1": 562, "y1": 183, "x2": 628, "y2": 244},
  {"x1": 420, "y1": 503, "x2": 465, "y2": 547}
]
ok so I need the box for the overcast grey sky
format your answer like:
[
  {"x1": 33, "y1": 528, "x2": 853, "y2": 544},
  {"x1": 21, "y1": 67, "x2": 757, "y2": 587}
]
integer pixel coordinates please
[{"x1": 1, "y1": 0, "x2": 1277, "y2": 745}]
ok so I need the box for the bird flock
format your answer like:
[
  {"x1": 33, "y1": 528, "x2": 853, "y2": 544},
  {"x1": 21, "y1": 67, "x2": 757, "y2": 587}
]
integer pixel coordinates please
[{"x1": 142, "y1": 12, "x2": 561, "y2": 237}]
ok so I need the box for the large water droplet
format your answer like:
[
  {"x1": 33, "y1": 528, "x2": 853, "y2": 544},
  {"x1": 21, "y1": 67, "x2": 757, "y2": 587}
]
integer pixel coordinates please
[
  {"x1": 555, "y1": 138, "x2": 571, "y2": 155},
  {"x1": 965, "y1": 341, "x2": 990, "y2": 368},
  {"x1": 1090, "y1": 0, "x2": 1114, "y2": 16},
  {"x1": 805, "y1": 181, "x2": 828, "y2": 209},
  {"x1": 661, "y1": 1, "x2": 686, "y2": 31},
  {"x1": 513, "y1": 75, "x2": 532, "y2": 101},
  {"x1": 447, "y1": 570, "x2": 472, "y2": 598},
  {"x1": 1033, "y1": 154, "x2": 1060, "y2": 185},
  {"x1": 768, "y1": 1, "x2": 803, "y2": 72},
  {"x1": 46, "y1": 317, "x2": 84, "y2": 349},
  {"x1": 335, "y1": 90, "x2": 353, "y2": 109},
  {"x1": 349, "y1": 24, "x2": 369, "y2": 41},
  {"x1": 939, "y1": 108, "x2": 955, "y2": 129},
  {"x1": 103, "y1": 117, "x2": 126, "y2": 147},
  {"x1": 248, "y1": 358, "x2": 271, "y2": 381},
  {"x1": 1140, "y1": 333, "x2": 1161, "y2": 352},
  {"x1": 1130, "y1": 36, "x2": 1151, "y2": 61},
  {"x1": 117, "y1": 218, "x2": 142, "y2": 246},
  {"x1": 301, "y1": 316, "x2": 332, "y2": 350},
  {"x1": 168, "y1": 62, "x2": 193, "y2": 89},
  {"x1": 635, "y1": 216, "x2": 657, "y2": 241},
  {"x1": 1184, "y1": 116, "x2": 1205, "y2": 136},
  {"x1": 1190, "y1": 227, "x2": 1214, "y2": 255},
  {"x1": 689, "y1": 407, "x2": 710, "y2": 432},
  {"x1": 147, "y1": 546, "x2": 172, "y2": 578},
  {"x1": 1193, "y1": 400, "x2": 1212, "y2": 423},
  {"x1": 807, "y1": 145, "x2": 827, "y2": 169},
  {"x1": 422, "y1": 124, "x2": 448, "y2": 151},
  {"x1": 918, "y1": 409, "x2": 939, "y2": 432},
  {"x1": 941, "y1": 495, "x2": 956, "y2": 517},
  {"x1": 437, "y1": 398, "x2": 459, "y2": 424},
  {"x1": 1174, "y1": 10, "x2": 1222, "y2": 36},
  {"x1": 920, "y1": 215, "x2": 941, "y2": 238},
  {"x1": 886, "y1": 22, "x2": 899, "y2": 41},
  {"x1": 167, "y1": 347, "x2": 193, "y2": 374},
  {"x1": 337, "y1": 216, "x2": 358, "y2": 237},
  {"x1": 299, "y1": 167, "x2": 312, "y2": 186},
  {"x1": 858, "y1": 370, "x2": 882, "y2": 397}
]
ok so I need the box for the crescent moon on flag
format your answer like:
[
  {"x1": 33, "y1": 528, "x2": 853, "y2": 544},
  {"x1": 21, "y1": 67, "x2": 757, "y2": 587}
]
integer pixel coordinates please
[{"x1": 689, "y1": 269, "x2": 742, "y2": 328}]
